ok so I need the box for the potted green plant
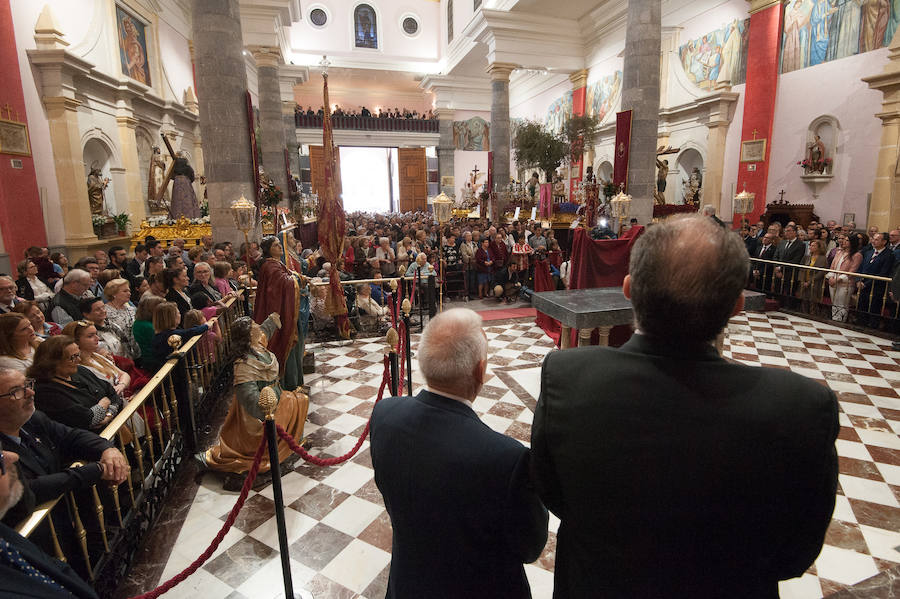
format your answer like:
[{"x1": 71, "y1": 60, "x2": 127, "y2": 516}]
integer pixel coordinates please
[
  {"x1": 512, "y1": 120, "x2": 569, "y2": 183},
  {"x1": 112, "y1": 212, "x2": 130, "y2": 236}
]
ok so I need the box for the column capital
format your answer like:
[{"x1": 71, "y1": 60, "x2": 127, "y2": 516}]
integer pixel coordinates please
[
  {"x1": 116, "y1": 115, "x2": 138, "y2": 129},
  {"x1": 43, "y1": 96, "x2": 81, "y2": 113},
  {"x1": 486, "y1": 62, "x2": 518, "y2": 81},
  {"x1": 569, "y1": 69, "x2": 589, "y2": 89},
  {"x1": 248, "y1": 45, "x2": 282, "y2": 68},
  {"x1": 433, "y1": 108, "x2": 456, "y2": 120},
  {"x1": 747, "y1": 0, "x2": 785, "y2": 15}
]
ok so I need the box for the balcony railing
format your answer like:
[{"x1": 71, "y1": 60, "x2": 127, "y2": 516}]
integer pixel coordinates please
[
  {"x1": 294, "y1": 113, "x2": 439, "y2": 133},
  {"x1": 15, "y1": 290, "x2": 248, "y2": 598}
]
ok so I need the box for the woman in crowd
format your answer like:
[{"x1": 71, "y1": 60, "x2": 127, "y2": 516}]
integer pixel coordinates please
[
  {"x1": 198, "y1": 314, "x2": 308, "y2": 484},
  {"x1": 61, "y1": 320, "x2": 133, "y2": 397},
  {"x1": 163, "y1": 266, "x2": 192, "y2": 325},
  {"x1": 0, "y1": 313, "x2": 40, "y2": 371},
  {"x1": 356, "y1": 283, "x2": 389, "y2": 330},
  {"x1": 474, "y1": 238, "x2": 495, "y2": 299},
  {"x1": 50, "y1": 251, "x2": 69, "y2": 283},
  {"x1": 827, "y1": 234, "x2": 862, "y2": 322},
  {"x1": 183, "y1": 308, "x2": 220, "y2": 363},
  {"x1": 405, "y1": 251, "x2": 437, "y2": 279},
  {"x1": 29, "y1": 335, "x2": 122, "y2": 432},
  {"x1": 188, "y1": 261, "x2": 223, "y2": 305},
  {"x1": 396, "y1": 237, "x2": 416, "y2": 273},
  {"x1": 133, "y1": 295, "x2": 164, "y2": 362},
  {"x1": 343, "y1": 237, "x2": 356, "y2": 276},
  {"x1": 798, "y1": 239, "x2": 828, "y2": 316},
  {"x1": 143, "y1": 301, "x2": 211, "y2": 373},
  {"x1": 132, "y1": 275, "x2": 150, "y2": 300},
  {"x1": 13, "y1": 300, "x2": 61, "y2": 338},
  {"x1": 104, "y1": 278, "x2": 140, "y2": 360},
  {"x1": 512, "y1": 231, "x2": 533, "y2": 271},
  {"x1": 213, "y1": 262, "x2": 238, "y2": 297},
  {"x1": 15, "y1": 260, "x2": 54, "y2": 311}
]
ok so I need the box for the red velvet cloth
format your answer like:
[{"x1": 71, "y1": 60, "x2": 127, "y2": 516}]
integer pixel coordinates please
[
  {"x1": 253, "y1": 258, "x2": 300, "y2": 374},
  {"x1": 536, "y1": 227, "x2": 644, "y2": 347}
]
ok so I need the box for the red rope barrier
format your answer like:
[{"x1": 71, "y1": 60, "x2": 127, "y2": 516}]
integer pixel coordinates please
[
  {"x1": 277, "y1": 355, "x2": 390, "y2": 467},
  {"x1": 130, "y1": 435, "x2": 268, "y2": 599}
]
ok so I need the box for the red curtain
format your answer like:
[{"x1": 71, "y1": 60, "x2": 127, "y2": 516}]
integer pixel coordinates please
[{"x1": 537, "y1": 226, "x2": 644, "y2": 347}]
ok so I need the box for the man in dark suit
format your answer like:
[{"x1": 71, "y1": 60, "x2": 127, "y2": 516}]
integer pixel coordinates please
[
  {"x1": 752, "y1": 232, "x2": 777, "y2": 292},
  {"x1": 532, "y1": 215, "x2": 838, "y2": 598},
  {"x1": 370, "y1": 309, "x2": 548, "y2": 599},
  {"x1": 126, "y1": 244, "x2": 147, "y2": 279},
  {"x1": 773, "y1": 224, "x2": 806, "y2": 298},
  {"x1": 0, "y1": 449, "x2": 100, "y2": 598},
  {"x1": 856, "y1": 232, "x2": 894, "y2": 328},
  {"x1": 740, "y1": 226, "x2": 758, "y2": 257}
]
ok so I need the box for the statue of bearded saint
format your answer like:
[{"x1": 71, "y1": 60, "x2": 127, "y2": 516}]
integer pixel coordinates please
[{"x1": 87, "y1": 166, "x2": 108, "y2": 215}]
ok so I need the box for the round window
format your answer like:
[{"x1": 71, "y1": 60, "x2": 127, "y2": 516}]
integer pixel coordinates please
[
  {"x1": 310, "y1": 8, "x2": 328, "y2": 27},
  {"x1": 402, "y1": 16, "x2": 419, "y2": 36}
]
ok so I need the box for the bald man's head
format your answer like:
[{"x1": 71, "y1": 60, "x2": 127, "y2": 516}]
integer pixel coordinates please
[
  {"x1": 626, "y1": 215, "x2": 749, "y2": 343},
  {"x1": 418, "y1": 309, "x2": 488, "y2": 401}
]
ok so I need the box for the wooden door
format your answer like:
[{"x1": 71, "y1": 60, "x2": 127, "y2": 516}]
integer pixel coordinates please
[
  {"x1": 398, "y1": 147, "x2": 427, "y2": 212},
  {"x1": 308, "y1": 145, "x2": 343, "y2": 197}
]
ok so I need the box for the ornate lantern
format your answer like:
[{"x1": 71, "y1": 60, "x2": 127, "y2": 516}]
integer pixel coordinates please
[
  {"x1": 733, "y1": 185, "x2": 755, "y2": 218},
  {"x1": 433, "y1": 191, "x2": 453, "y2": 225},
  {"x1": 231, "y1": 194, "x2": 256, "y2": 249},
  {"x1": 609, "y1": 190, "x2": 632, "y2": 221}
]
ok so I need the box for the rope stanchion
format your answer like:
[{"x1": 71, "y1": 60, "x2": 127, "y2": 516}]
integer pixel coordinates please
[
  {"x1": 278, "y1": 355, "x2": 390, "y2": 467},
  {"x1": 129, "y1": 436, "x2": 268, "y2": 599}
]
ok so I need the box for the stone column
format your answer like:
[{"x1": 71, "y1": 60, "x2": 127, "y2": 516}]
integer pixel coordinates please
[
  {"x1": 704, "y1": 93, "x2": 739, "y2": 217},
  {"x1": 488, "y1": 62, "x2": 516, "y2": 201},
  {"x1": 252, "y1": 47, "x2": 288, "y2": 196},
  {"x1": 435, "y1": 108, "x2": 456, "y2": 197},
  {"x1": 115, "y1": 113, "x2": 147, "y2": 227},
  {"x1": 45, "y1": 97, "x2": 97, "y2": 248},
  {"x1": 864, "y1": 28, "x2": 900, "y2": 230},
  {"x1": 192, "y1": 0, "x2": 255, "y2": 244},
  {"x1": 621, "y1": 0, "x2": 661, "y2": 224},
  {"x1": 283, "y1": 107, "x2": 299, "y2": 178}
]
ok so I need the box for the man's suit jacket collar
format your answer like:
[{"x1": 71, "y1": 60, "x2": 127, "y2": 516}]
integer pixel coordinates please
[
  {"x1": 621, "y1": 333, "x2": 723, "y2": 361},
  {"x1": 0, "y1": 428, "x2": 51, "y2": 478},
  {"x1": 415, "y1": 390, "x2": 480, "y2": 422}
]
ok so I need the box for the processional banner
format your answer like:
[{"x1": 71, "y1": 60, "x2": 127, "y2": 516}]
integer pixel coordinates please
[
  {"x1": 613, "y1": 110, "x2": 632, "y2": 191},
  {"x1": 317, "y1": 72, "x2": 351, "y2": 339}
]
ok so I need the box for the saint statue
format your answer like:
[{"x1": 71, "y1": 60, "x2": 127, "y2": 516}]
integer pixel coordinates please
[
  {"x1": 656, "y1": 158, "x2": 669, "y2": 193},
  {"x1": 690, "y1": 167, "x2": 703, "y2": 190},
  {"x1": 683, "y1": 174, "x2": 702, "y2": 205},
  {"x1": 147, "y1": 146, "x2": 170, "y2": 214},
  {"x1": 87, "y1": 166, "x2": 109, "y2": 216},
  {"x1": 552, "y1": 173, "x2": 566, "y2": 200},
  {"x1": 253, "y1": 236, "x2": 309, "y2": 391},
  {"x1": 807, "y1": 134, "x2": 827, "y2": 173},
  {"x1": 526, "y1": 172, "x2": 540, "y2": 199},
  {"x1": 168, "y1": 153, "x2": 202, "y2": 219}
]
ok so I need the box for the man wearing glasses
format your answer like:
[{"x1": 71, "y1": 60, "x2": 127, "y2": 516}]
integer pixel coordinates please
[
  {"x1": 0, "y1": 368, "x2": 128, "y2": 523},
  {"x1": 0, "y1": 276, "x2": 19, "y2": 314},
  {"x1": 0, "y1": 445, "x2": 100, "y2": 597}
]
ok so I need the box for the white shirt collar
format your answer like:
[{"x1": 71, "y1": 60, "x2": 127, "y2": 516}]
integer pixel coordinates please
[{"x1": 425, "y1": 386, "x2": 474, "y2": 408}]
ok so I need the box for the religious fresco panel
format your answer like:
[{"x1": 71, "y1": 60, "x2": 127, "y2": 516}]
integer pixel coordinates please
[
  {"x1": 452, "y1": 117, "x2": 491, "y2": 151},
  {"x1": 116, "y1": 5, "x2": 151, "y2": 86},
  {"x1": 545, "y1": 91, "x2": 573, "y2": 134},
  {"x1": 781, "y1": 0, "x2": 900, "y2": 73},
  {"x1": 678, "y1": 19, "x2": 750, "y2": 90},
  {"x1": 585, "y1": 71, "x2": 622, "y2": 123}
]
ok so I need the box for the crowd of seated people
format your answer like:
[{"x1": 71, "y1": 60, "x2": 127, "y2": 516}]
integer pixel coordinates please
[{"x1": 295, "y1": 104, "x2": 436, "y2": 120}]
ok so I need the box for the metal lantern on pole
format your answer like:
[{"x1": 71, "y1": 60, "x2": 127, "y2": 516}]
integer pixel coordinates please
[
  {"x1": 433, "y1": 192, "x2": 453, "y2": 312},
  {"x1": 609, "y1": 189, "x2": 632, "y2": 235},
  {"x1": 231, "y1": 194, "x2": 256, "y2": 251},
  {"x1": 733, "y1": 184, "x2": 755, "y2": 220}
]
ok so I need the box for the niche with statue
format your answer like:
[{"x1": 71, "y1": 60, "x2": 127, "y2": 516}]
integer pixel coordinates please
[{"x1": 799, "y1": 116, "x2": 838, "y2": 182}]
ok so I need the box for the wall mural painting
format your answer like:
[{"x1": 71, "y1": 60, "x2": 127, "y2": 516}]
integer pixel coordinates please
[
  {"x1": 781, "y1": 0, "x2": 899, "y2": 73},
  {"x1": 116, "y1": 5, "x2": 151, "y2": 86},
  {"x1": 678, "y1": 19, "x2": 750, "y2": 90},
  {"x1": 452, "y1": 117, "x2": 491, "y2": 151},
  {"x1": 585, "y1": 71, "x2": 622, "y2": 123},
  {"x1": 545, "y1": 91, "x2": 573, "y2": 134},
  {"x1": 354, "y1": 4, "x2": 378, "y2": 49}
]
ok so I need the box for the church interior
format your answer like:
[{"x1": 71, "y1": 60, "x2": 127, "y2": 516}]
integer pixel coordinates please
[{"x1": 2, "y1": 0, "x2": 900, "y2": 597}]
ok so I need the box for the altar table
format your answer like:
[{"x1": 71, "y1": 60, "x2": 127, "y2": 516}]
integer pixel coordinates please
[{"x1": 531, "y1": 287, "x2": 633, "y2": 348}]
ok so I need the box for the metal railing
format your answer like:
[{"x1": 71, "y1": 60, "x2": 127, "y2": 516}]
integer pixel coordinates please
[
  {"x1": 294, "y1": 113, "x2": 439, "y2": 133},
  {"x1": 15, "y1": 290, "x2": 247, "y2": 598},
  {"x1": 749, "y1": 257, "x2": 896, "y2": 326}
]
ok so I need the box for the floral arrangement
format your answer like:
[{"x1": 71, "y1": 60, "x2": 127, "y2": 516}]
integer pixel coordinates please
[
  {"x1": 145, "y1": 215, "x2": 210, "y2": 226},
  {"x1": 91, "y1": 214, "x2": 109, "y2": 228},
  {"x1": 797, "y1": 157, "x2": 832, "y2": 172},
  {"x1": 260, "y1": 179, "x2": 284, "y2": 207}
]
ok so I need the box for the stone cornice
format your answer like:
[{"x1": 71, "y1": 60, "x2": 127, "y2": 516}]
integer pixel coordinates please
[
  {"x1": 295, "y1": 128, "x2": 439, "y2": 148},
  {"x1": 747, "y1": 0, "x2": 784, "y2": 15},
  {"x1": 420, "y1": 75, "x2": 492, "y2": 111},
  {"x1": 248, "y1": 45, "x2": 283, "y2": 68}
]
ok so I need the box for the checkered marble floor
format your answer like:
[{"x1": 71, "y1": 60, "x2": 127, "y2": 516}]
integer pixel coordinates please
[{"x1": 152, "y1": 312, "x2": 900, "y2": 599}]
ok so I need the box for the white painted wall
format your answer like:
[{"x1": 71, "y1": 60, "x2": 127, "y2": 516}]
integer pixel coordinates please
[{"x1": 290, "y1": 0, "x2": 441, "y2": 64}]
